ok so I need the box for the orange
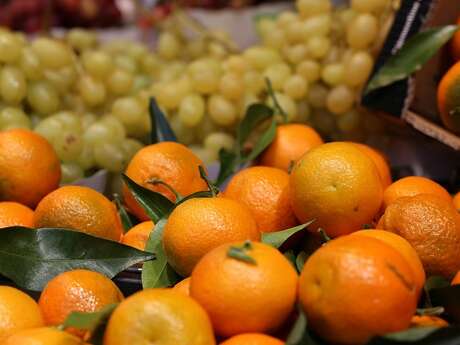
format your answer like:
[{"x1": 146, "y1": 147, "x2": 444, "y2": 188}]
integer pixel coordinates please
[
  {"x1": 438, "y1": 60, "x2": 460, "y2": 133},
  {"x1": 0, "y1": 202, "x2": 34, "y2": 228},
  {"x1": 123, "y1": 142, "x2": 208, "y2": 221},
  {"x1": 410, "y1": 315, "x2": 449, "y2": 328},
  {"x1": 220, "y1": 333, "x2": 284, "y2": 345},
  {"x1": 383, "y1": 176, "x2": 451, "y2": 209},
  {"x1": 259, "y1": 123, "x2": 323, "y2": 171},
  {"x1": 34, "y1": 185, "x2": 123, "y2": 241},
  {"x1": 451, "y1": 16, "x2": 460, "y2": 61},
  {"x1": 0, "y1": 129, "x2": 61, "y2": 208},
  {"x1": 163, "y1": 197, "x2": 260, "y2": 277},
  {"x1": 103, "y1": 288, "x2": 215, "y2": 345},
  {"x1": 173, "y1": 277, "x2": 191, "y2": 296},
  {"x1": 224, "y1": 166, "x2": 297, "y2": 233},
  {"x1": 0, "y1": 286, "x2": 44, "y2": 341},
  {"x1": 378, "y1": 194, "x2": 460, "y2": 278},
  {"x1": 452, "y1": 271, "x2": 460, "y2": 285},
  {"x1": 289, "y1": 142, "x2": 383, "y2": 237},
  {"x1": 3, "y1": 327, "x2": 82, "y2": 345},
  {"x1": 351, "y1": 142, "x2": 392, "y2": 188},
  {"x1": 190, "y1": 241, "x2": 298, "y2": 337},
  {"x1": 453, "y1": 191, "x2": 460, "y2": 211},
  {"x1": 38, "y1": 269, "x2": 124, "y2": 327},
  {"x1": 121, "y1": 221, "x2": 155, "y2": 251},
  {"x1": 299, "y1": 235, "x2": 417, "y2": 345},
  {"x1": 351, "y1": 229, "x2": 426, "y2": 294}
]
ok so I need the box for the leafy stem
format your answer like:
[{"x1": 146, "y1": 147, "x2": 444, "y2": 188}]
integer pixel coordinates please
[
  {"x1": 318, "y1": 228, "x2": 331, "y2": 244},
  {"x1": 227, "y1": 241, "x2": 257, "y2": 264},
  {"x1": 147, "y1": 178, "x2": 183, "y2": 202},
  {"x1": 199, "y1": 166, "x2": 219, "y2": 197},
  {"x1": 265, "y1": 77, "x2": 288, "y2": 123}
]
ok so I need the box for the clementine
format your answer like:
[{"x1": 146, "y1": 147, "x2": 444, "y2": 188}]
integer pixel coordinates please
[
  {"x1": 220, "y1": 333, "x2": 284, "y2": 345},
  {"x1": 0, "y1": 202, "x2": 34, "y2": 228},
  {"x1": 121, "y1": 221, "x2": 155, "y2": 251}
]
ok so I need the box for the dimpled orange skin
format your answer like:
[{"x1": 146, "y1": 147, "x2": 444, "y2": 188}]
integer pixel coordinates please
[
  {"x1": 259, "y1": 124, "x2": 323, "y2": 171},
  {"x1": 0, "y1": 202, "x2": 34, "y2": 228},
  {"x1": 378, "y1": 194, "x2": 460, "y2": 278},
  {"x1": 410, "y1": 316, "x2": 449, "y2": 328},
  {"x1": 289, "y1": 142, "x2": 383, "y2": 237},
  {"x1": 224, "y1": 166, "x2": 297, "y2": 233},
  {"x1": 0, "y1": 286, "x2": 44, "y2": 341},
  {"x1": 438, "y1": 61, "x2": 460, "y2": 133},
  {"x1": 351, "y1": 143, "x2": 392, "y2": 189},
  {"x1": 103, "y1": 289, "x2": 216, "y2": 345},
  {"x1": 453, "y1": 191, "x2": 460, "y2": 211},
  {"x1": 299, "y1": 236, "x2": 417, "y2": 345},
  {"x1": 123, "y1": 142, "x2": 208, "y2": 221},
  {"x1": 220, "y1": 333, "x2": 284, "y2": 345},
  {"x1": 190, "y1": 242, "x2": 298, "y2": 337},
  {"x1": 173, "y1": 277, "x2": 191, "y2": 296},
  {"x1": 38, "y1": 269, "x2": 124, "y2": 326},
  {"x1": 34, "y1": 186, "x2": 123, "y2": 241},
  {"x1": 3, "y1": 327, "x2": 83, "y2": 345},
  {"x1": 383, "y1": 176, "x2": 452, "y2": 209},
  {"x1": 163, "y1": 197, "x2": 261, "y2": 277},
  {"x1": 351, "y1": 229, "x2": 426, "y2": 294},
  {"x1": 452, "y1": 271, "x2": 460, "y2": 285},
  {"x1": 0, "y1": 129, "x2": 61, "y2": 208},
  {"x1": 121, "y1": 221, "x2": 155, "y2": 251}
]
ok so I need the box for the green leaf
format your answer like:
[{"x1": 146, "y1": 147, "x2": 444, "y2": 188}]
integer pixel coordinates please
[
  {"x1": 429, "y1": 285, "x2": 460, "y2": 324},
  {"x1": 142, "y1": 218, "x2": 180, "y2": 288},
  {"x1": 113, "y1": 194, "x2": 133, "y2": 233},
  {"x1": 175, "y1": 190, "x2": 214, "y2": 207},
  {"x1": 122, "y1": 174, "x2": 175, "y2": 223},
  {"x1": 245, "y1": 118, "x2": 277, "y2": 162},
  {"x1": 424, "y1": 276, "x2": 450, "y2": 308},
  {"x1": 416, "y1": 307, "x2": 445, "y2": 316},
  {"x1": 0, "y1": 227, "x2": 154, "y2": 291},
  {"x1": 149, "y1": 97, "x2": 177, "y2": 143},
  {"x1": 227, "y1": 241, "x2": 256, "y2": 264},
  {"x1": 296, "y1": 251, "x2": 309, "y2": 274},
  {"x1": 265, "y1": 78, "x2": 288, "y2": 123},
  {"x1": 262, "y1": 220, "x2": 314, "y2": 249},
  {"x1": 199, "y1": 165, "x2": 219, "y2": 197},
  {"x1": 215, "y1": 149, "x2": 238, "y2": 187},
  {"x1": 61, "y1": 303, "x2": 117, "y2": 332},
  {"x1": 368, "y1": 326, "x2": 460, "y2": 345},
  {"x1": 384, "y1": 327, "x2": 439, "y2": 341},
  {"x1": 286, "y1": 307, "x2": 322, "y2": 345},
  {"x1": 365, "y1": 25, "x2": 460, "y2": 94},
  {"x1": 284, "y1": 249, "x2": 297, "y2": 269}
]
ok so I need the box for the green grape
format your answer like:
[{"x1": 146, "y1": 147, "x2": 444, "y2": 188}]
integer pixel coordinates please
[
  {"x1": 321, "y1": 63, "x2": 344, "y2": 86},
  {"x1": 76, "y1": 142, "x2": 95, "y2": 170},
  {"x1": 312, "y1": 109, "x2": 336, "y2": 134},
  {"x1": 132, "y1": 75, "x2": 152, "y2": 92},
  {"x1": 339, "y1": 8, "x2": 357, "y2": 26},
  {"x1": 27, "y1": 80, "x2": 60, "y2": 115},
  {"x1": 112, "y1": 97, "x2": 145, "y2": 135},
  {"x1": 204, "y1": 132, "x2": 235, "y2": 157},
  {"x1": 53, "y1": 130, "x2": 84, "y2": 162},
  {"x1": 307, "y1": 36, "x2": 331, "y2": 59},
  {"x1": 0, "y1": 31, "x2": 22, "y2": 63},
  {"x1": 188, "y1": 58, "x2": 222, "y2": 94},
  {"x1": 157, "y1": 32, "x2": 182, "y2": 60},
  {"x1": 307, "y1": 83, "x2": 329, "y2": 108},
  {"x1": 285, "y1": 19, "x2": 305, "y2": 44},
  {"x1": 83, "y1": 120, "x2": 123, "y2": 147},
  {"x1": 126, "y1": 43, "x2": 148, "y2": 61},
  {"x1": 179, "y1": 93, "x2": 205, "y2": 128},
  {"x1": 154, "y1": 80, "x2": 186, "y2": 110},
  {"x1": 351, "y1": 0, "x2": 389, "y2": 13},
  {"x1": 107, "y1": 68, "x2": 134, "y2": 95},
  {"x1": 243, "y1": 46, "x2": 282, "y2": 71},
  {"x1": 0, "y1": 66, "x2": 27, "y2": 104},
  {"x1": 297, "y1": 0, "x2": 331, "y2": 18},
  {"x1": 263, "y1": 63, "x2": 292, "y2": 91},
  {"x1": 344, "y1": 51, "x2": 374, "y2": 87},
  {"x1": 268, "y1": 92, "x2": 298, "y2": 121},
  {"x1": 66, "y1": 29, "x2": 97, "y2": 52},
  {"x1": 34, "y1": 117, "x2": 64, "y2": 143},
  {"x1": 337, "y1": 109, "x2": 362, "y2": 132},
  {"x1": 159, "y1": 62, "x2": 187, "y2": 82},
  {"x1": 283, "y1": 44, "x2": 308, "y2": 65},
  {"x1": 244, "y1": 70, "x2": 265, "y2": 94},
  {"x1": 31, "y1": 38, "x2": 73, "y2": 69},
  {"x1": 224, "y1": 55, "x2": 249, "y2": 75},
  {"x1": 208, "y1": 42, "x2": 227, "y2": 60},
  {"x1": 283, "y1": 75, "x2": 308, "y2": 100},
  {"x1": 326, "y1": 85, "x2": 355, "y2": 114},
  {"x1": 78, "y1": 75, "x2": 107, "y2": 107},
  {"x1": 300, "y1": 14, "x2": 332, "y2": 38},
  {"x1": 219, "y1": 73, "x2": 244, "y2": 100},
  {"x1": 276, "y1": 12, "x2": 299, "y2": 29},
  {"x1": 189, "y1": 145, "x2": 217, "y2": 164},
  {"x1": 141, "y1": 54, "x2": 161, "y2": 76},
  {"x1": 296, "y1": 100, "x2": 312, "y2": 122},
  {"x1": 82, "y1": 50, "x2": 113, "y2": 79},
  {"x1": 81, "y1": 112, "x2": 97, "y2": 130},
  {"x1": 208, "y1": 94, "x2": 238, "y2": 127},
  {"x1": 62, "y1": 94, "x2": 85, "y2": 114},
  {"x1": 114, "y1": 54, "x2": 138, "y2": 74},
  {"x1": 257, "y1": 18, "x2": 277, "y2": 38},
  {"x1": 170, "y1": 114, "x2": 196, "y2": 145},
  {"x1": 185, "y1": 39, "x2": 207, "y2": 60},
  {"x1": 52, "y1": 111, "x2": 81, "y2": 131},
  {"x1": 100, "y1": 116, "x2": 126, "y2": 140},
  {"x1": 44, "y1": 66, "x2": 77, "y2": 93},
  {"x1": 121, "y1": 138, "x2": 144, "y2": 162},
  {"x1": 296, "y1": 60, "x2": 321, "y2": 82},
  {"x1": 93, "y1": 142, "x2": 127, "y2": 172},
  {"x1": 263, "y1": 28, "x2": 285, "y2": 49},
  {"x1": 19, "y1": 47, "x2": 42, "y2": 80},
  {"x1": 0, "y1": 107, "x2": 31, "y2": 130},
  {"x1": 60, "y1": 162, "x2": 85, "y2": 184},
  {"x1": 347, "y1": 13, "x2": 379, "y2": 49}
]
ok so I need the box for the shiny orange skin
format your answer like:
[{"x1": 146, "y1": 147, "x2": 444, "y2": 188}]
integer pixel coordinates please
[
  {"x1": 173, "y1": 277, "x2": 191, "y2": 296},
  {"x1": 38, "y1": 269, "x2": 124, "y2": 326},
  {"x1": 437, "y1": 61, "x2": 460, "y2": 133},
  {"x1": 123, "y1": 142, "x2": 208, "y2": 221},
  {"x1": 34, "y1": 186, "x2": 123, "y2": 241},
  {"x1": 452, "y1": 16, "x2": 460, "y2": 61},
  {"x1": 3, "y1": 327, "x2": 82, "y2": 345},
  {"x1": 163, "y1": 197, "x2": 261, "y2": 277},
  {"x1": 290, "y1": 142, "x2": 383, "y2": 237},
  {"x1": 103, "y1": 289, "x2": 216, "y2": 345},
  {"x1": 451, "y1": 271, "x2": 460, "y2": 285},
  {"x1": 351, "y1": 143, "x2": 392, "y2": 188},
  {"x1": 121, "y1": 221, "x2": 155, "y2": 251},
  {"x1": 410, "y1": 315, "x2": 449, "y2": 328},
  {"x1": 378, "y1": 194, "x2": 460, "y2": 278},
  {"x1": 224, "y1": 166, "x2": 297, "y2": 233},
  {"x1": 0, "y1": 286, "x2": 44, "y2": 341},
  {"x1": 259, "y1": 124, "x2": 323, "y2": 171},
  {"x1": 190, "y1": 242, "x2": 298, "y2": 337},
  {"x1": 383, "y1": 176, "x2": 451, "y2": 209},
  {"x1": 220, "y1": 333, "x2": 284, "y2": 345},
  {"x1": 299, "y1": 236, "x2": 417, "y2": 345},
  {"x1": 351, "y1": 229, "x2": 426, "y2": 294},
  {"x1": 0, "y1": 202, "x2": 34, "y2": 228},
  {"x1": 453, "y1": 191, "x2": 460, "y2": 211},
  {"x1": 0, "y1": 129, "x2": 61, "y2": 208}
]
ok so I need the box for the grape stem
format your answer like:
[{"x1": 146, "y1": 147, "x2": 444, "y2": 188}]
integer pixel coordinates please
[{"x1": 265, "y1": 78, "x2": 288, "y2": 123}]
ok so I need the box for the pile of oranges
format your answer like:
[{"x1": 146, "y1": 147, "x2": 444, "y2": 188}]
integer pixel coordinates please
[{"x1": 1, "y1": 123, "x2": 460, "y2": 345}]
